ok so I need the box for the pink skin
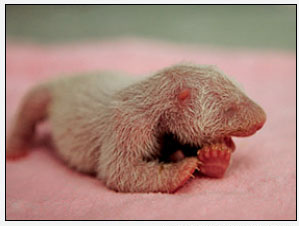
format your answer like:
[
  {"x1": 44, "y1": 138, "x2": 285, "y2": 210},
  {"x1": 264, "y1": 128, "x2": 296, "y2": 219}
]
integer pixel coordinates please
[
  {"x1": 170, "y1": 137, "x2": 236, "y2": 179},
  {"x1": 6, "y1": 64, "x2": 267, "y2": 193},
  {"x1": 197, "y1": 136, "x2": 235, "y2": 178},
  {"x1": 170, "y1": 157, "x2": 199, "y2": 193},
  {"x1": 169, "y1": 147, "x2": 231, "y2": 179},
  {"x1": 198, "y1": 148, "x2": 231, "y2": 178}
]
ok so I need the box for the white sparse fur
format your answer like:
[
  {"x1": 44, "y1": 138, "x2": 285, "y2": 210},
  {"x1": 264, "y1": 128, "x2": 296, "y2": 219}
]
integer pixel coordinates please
[{"x1": 6, "y1": 64, "x2": 266, "y2": 193}]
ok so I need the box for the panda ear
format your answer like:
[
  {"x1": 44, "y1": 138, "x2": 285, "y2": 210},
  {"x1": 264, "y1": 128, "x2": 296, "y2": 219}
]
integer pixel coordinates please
[{"x1": 178, "y1": 88, "x2": 190, "y2": 101}]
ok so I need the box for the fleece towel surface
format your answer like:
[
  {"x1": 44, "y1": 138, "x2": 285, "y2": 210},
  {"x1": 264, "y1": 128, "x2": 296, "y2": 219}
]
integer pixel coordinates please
[{"x1": 6, "y1": 39, "x2": 296, "y2": 220}]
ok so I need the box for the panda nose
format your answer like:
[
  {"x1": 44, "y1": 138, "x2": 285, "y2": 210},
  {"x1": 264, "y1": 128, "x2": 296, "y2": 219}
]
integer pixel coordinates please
[{"x1": 255, "y1": 122, "x2": 264, "y2": 131}]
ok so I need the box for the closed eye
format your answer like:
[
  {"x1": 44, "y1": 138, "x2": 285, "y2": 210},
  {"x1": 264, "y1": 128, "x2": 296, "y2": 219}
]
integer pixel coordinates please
[{"x1": 225, "y1": 105, "x2": 238, "y2": 117}]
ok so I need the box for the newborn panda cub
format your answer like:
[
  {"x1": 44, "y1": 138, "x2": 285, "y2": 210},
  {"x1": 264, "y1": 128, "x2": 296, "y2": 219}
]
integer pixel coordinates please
[{"x1": 7, "y1": 64, "x2": 266, "y2": 193}]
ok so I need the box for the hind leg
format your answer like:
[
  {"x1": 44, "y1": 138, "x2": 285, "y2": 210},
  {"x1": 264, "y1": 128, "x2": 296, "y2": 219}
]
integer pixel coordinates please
[{"x1": 6, "y1": 85, "x2": 51, "y2": 159}]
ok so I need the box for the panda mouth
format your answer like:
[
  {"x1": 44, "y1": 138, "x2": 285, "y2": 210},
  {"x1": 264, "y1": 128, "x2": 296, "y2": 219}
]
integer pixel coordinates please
[{"x1": 156, "y1": 133, "x2": 235, "y2": 163}]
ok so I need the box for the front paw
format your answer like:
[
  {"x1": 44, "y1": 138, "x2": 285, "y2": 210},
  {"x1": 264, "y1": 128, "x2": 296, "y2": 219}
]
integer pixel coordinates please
[
  {"x1": 197, "y1": 145, "x2": 231, "y2": 178},
  {"x1": 169, "y1": 157, "x2": 199, "y2": 192}
]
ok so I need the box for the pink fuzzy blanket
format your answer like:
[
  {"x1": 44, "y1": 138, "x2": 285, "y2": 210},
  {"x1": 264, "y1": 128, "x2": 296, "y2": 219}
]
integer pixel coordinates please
[{"x1": 6, "y1": 39, "x2": 296, "y2": 220}]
